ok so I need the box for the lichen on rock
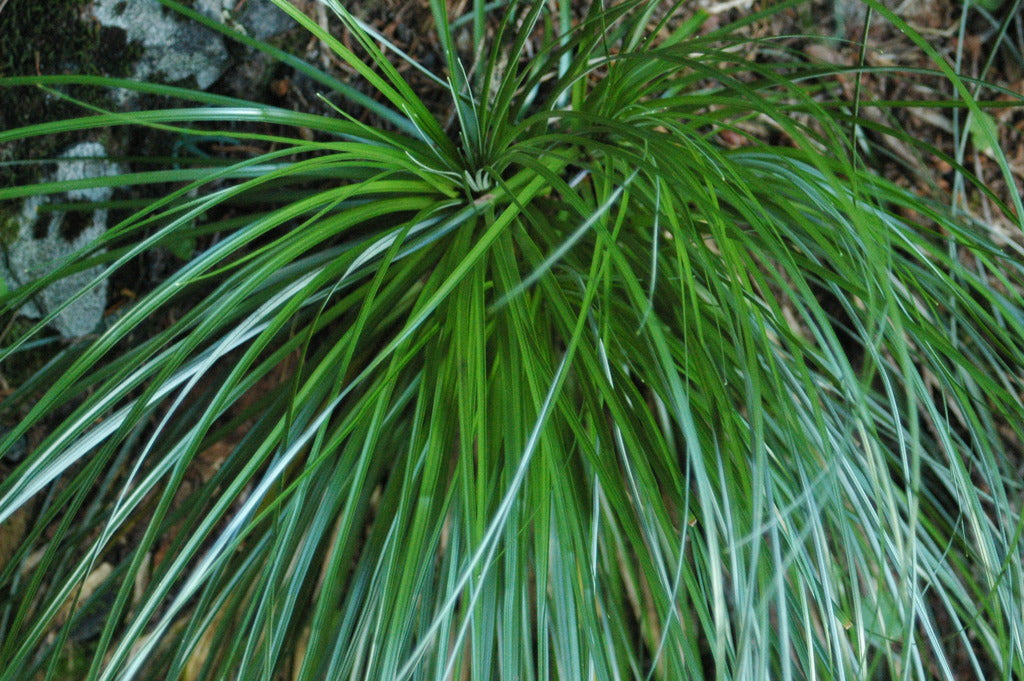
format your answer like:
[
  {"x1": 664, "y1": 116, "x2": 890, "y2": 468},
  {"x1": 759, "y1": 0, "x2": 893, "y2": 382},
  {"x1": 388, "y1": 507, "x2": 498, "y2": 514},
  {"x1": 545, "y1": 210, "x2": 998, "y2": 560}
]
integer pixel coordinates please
[
  {"x1": 1, "y1": 143, "x2": 120, "y2": 338},
  {"x1": 91, "y1": 0, "x2": 230, "y2": 94}
]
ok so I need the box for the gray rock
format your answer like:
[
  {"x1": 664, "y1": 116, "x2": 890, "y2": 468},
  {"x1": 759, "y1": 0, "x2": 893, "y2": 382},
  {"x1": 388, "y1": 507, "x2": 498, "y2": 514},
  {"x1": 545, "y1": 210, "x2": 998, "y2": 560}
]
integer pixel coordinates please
[
  {"x1": 1, "y1": 143, "x2": 119, "y2": 338},
  {"x1": 91, "y1": 0, "x2": 230, "y2": 93},
  {"x1": 194, "y1": 0, "x2": 232, "y2": 20},
  {"x1": 195, "y1": 0, "x2": 298, "y2": 40},
  {"x1": 238, "y1": 0, "x2": 298, "y2": 40}
]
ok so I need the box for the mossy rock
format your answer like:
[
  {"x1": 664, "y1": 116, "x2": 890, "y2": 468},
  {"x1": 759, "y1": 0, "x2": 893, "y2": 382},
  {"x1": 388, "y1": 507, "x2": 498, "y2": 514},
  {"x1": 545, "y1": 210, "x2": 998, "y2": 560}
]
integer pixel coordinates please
[{"x1": 0, "y1": 0, "x2": 142, "y2": 187}]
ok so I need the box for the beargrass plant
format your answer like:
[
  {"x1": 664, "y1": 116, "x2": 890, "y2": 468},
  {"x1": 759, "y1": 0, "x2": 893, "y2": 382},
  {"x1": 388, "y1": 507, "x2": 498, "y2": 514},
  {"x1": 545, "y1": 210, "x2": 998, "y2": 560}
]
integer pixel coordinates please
[{"x1": 1, "y1": 0, "x2": 1023, "y2": 678}]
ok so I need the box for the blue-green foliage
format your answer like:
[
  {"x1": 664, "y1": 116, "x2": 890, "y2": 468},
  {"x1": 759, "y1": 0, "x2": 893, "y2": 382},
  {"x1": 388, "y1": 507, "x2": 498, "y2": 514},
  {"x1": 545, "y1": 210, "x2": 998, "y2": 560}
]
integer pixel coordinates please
[{"x1": 0, "y1": 1, "x2": 1022, "y2": 680}]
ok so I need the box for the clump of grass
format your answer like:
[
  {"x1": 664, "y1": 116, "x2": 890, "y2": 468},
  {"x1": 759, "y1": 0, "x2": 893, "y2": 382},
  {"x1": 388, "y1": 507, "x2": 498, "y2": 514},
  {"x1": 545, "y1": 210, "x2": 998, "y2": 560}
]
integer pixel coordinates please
[{"x1": 1, "y1": 1, "x2": 1023, "y2": 679}]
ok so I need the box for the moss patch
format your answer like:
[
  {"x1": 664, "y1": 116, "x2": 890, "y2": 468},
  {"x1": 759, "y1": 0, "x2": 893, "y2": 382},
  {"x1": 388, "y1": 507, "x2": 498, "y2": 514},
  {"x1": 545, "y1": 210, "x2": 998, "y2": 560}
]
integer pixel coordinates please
[
  {"x1": 0, "y1": 208, "x2": 23, "y2": 247},
  {"x1": 0, "y1": 0, "x2": 143, "y2": 187}
]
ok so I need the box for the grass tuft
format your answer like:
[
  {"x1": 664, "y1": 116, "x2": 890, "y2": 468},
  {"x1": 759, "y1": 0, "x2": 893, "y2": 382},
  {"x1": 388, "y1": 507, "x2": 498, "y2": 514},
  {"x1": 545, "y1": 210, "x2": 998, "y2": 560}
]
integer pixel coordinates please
[{"x1": 1, "y1": 1, "x2": 1023, "y2": 679}]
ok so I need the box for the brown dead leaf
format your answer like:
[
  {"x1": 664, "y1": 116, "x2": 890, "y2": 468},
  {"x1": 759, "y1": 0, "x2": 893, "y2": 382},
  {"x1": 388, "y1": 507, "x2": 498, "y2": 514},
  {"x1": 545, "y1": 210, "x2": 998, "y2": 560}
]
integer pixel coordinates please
[
  {"x1": 54, "y1": 562, "x2": 113, "y2": 630},
  {"x1": 0, "y1": 503, "x2": 28, "y2": 575}
]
